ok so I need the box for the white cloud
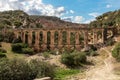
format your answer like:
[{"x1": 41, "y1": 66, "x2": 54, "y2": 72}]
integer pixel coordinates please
[
  {"x1": 0, "y1": 0, "x2": 66, "y2": 17},
  {"x1": 62, "y1": 16, "x2": 85, "y2": 23},
  {"x1": 106, "y1": 4, "x2": 112, "y2": 8},
  {"x1": 83, "y1": 18, "x2": 95, "y2": 24},
  {"x1": 70, "y1": 10, "x2": 74, "y2": 14},
  {"x1": 61, "y1": 16, "x2": 73, "y2": 22},
  {"x1": 89, "y1": 12, "x2": 100, "y2": 17},
  {"x1": 73, "y1": 16, "x2": 85, "y2": 23},
  {"x1": 9, "y1": 0, "x2": 18, "y2": 2}
]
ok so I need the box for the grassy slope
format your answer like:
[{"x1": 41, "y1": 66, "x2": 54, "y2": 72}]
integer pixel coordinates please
[{"x1": 1, "y1": 42, "x2": 26, "y2": 59}]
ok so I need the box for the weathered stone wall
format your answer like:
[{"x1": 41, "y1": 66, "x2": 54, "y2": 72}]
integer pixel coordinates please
[{"x1": 12, "y1": 27, "x2": 115, "y2": 51}]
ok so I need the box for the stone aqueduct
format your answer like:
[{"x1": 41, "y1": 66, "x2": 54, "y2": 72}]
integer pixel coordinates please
[{"x1": 12, "y1": 27, "x2": 115, "y2": 51}]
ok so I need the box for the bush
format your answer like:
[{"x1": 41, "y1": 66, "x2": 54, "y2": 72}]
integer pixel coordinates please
[
  {"x1": 90, "y1": 45, "x2": 97, "y2": 51},
  {"x1": 105, "y1": 38, "x2": 115, "y2": 46},
  {"x1": 89, "y1": 50, "x2": 98, "y2": 56},
  {"x1": 0, "y1": 48, "x2": 7, "y2": 53},
  {"x1": 11, "y1": 43, "x2": 28, "y2": 53},
  {"x1": 0, "y1": 33, "x2": 4, "y2": 42},
  {"x1": 0, "y1": 43, "x2": 2, "y2": 47},
  {"x1": 22, "y1": 48, "x2": 34, "y2": 55},
  {"x1": 0, "y1": 52, "x2": 6, "y2": 58},
  {"x1": 112, "y1": 43, "x2": 120, "y2": 61},
  {"x1": 12, "y1": 43, "x2": 34, "y2": 55},
  {"x1": 12, "y1": 37, "x2": 22, "y2": 43},
  {"x1": 42, "y1": 52, "x2": 50, "y2": 58},
  {"x1": 0, "y1": 58, "x2": 55, "y2": 80},
  {"x1": 0, "y1": 58, "x2": 35, "y2": 80},
  {"x1": 4, "y1": 31, "x2": 15, "y2": 43},
  {"x1": 29, "y1": 59, "x2": 55, "y2": 79},
  {"x1": 61, "y1": 51, "x2": 87, "y2": 68},
  {"x1": 86, "y1": 50, "x2": 98, "y2": 56}
]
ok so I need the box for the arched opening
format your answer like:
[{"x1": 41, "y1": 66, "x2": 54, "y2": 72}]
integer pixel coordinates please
[
  {"x1": 25, "y1": 31, "x2": 28, "y2": 44},
  {"x1": 70, "y1": 32, "x2": 75, "y2": 45},
  {"x1": 39, "y1": 31, "x2": 43, "y2": 47},
  {"x1": 32, "y1": 31, "x2": 35, "y2": 45},
  {"x1": 18, "y1": 32, "x2": 22, "y2": 41},
  {"x1": 54, "y1": 31, "x2": 58, "y2": 47},
  {"x1": 62, "y1": 31, "x2": 67, "y2": 46},
  {"x1": 79, "y1": 32, "x2": 84, "y2": 48},
  {"x1": 97, "y1": 31, "x2": 102, "y2": 43},
  {"x1": 47, "y1": 31, "x2": 51, "y2": 50}
]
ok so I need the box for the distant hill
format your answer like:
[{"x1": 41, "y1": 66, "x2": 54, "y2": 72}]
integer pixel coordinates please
[
  {"x1": 89, "y1": 9, "x2": 120, "y2": 32},
  {"x1": 0, "y1": 10, "x2": 87, "y2": 29},
  {"x1": 0, "y1": 10, "x2": 30, "y2": 29}
]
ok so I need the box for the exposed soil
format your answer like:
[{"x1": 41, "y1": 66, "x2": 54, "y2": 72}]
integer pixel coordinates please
[{"x1": 83, "y1": 47, "x2": 120, "y2": 80}]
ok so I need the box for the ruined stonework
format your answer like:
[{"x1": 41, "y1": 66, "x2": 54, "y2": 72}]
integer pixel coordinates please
[{"x1": 12, "y1": 27, "x2": 115, "y2": 51}]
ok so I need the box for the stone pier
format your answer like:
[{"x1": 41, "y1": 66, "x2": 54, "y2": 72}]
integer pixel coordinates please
[{"x1": 12, "y1": 27, "x2": 115, "y2": 51}]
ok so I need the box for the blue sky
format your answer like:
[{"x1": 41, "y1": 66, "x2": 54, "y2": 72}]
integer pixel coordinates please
[{"x1": 0, "y1": 0, "x2": 120, "y2": 23}]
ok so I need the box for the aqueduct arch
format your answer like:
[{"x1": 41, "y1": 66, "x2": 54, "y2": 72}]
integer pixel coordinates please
[{"x1": 13, "y1": 27, "x2": 115, "y2": 51}]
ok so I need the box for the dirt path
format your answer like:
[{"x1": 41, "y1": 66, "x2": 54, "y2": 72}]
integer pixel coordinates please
[{"x1": 83, "y1": 47, "x2": 120, "y2": 80}]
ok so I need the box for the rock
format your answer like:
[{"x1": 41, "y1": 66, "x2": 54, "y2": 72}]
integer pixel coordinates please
[{"x1": 34, "y1": 77, "x2": 51, "y2": 80}]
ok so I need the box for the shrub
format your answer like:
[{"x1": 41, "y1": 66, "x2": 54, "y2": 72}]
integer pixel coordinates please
[
  {"x1": 86, "y1": 50, "x2": 98, "y2": 56},
  {"x1": 90, "y1": 45, "x2": 97, "y2": 51},
  {"x1": 0, "y1": 58, "x2": 35, "y2": 80},
  {"x1": 12, "y1": 43, "x2": 23, "y2": 53},
  {"x1": 61, "y1": 51, "x2": 87, "y2": 68},
  {"x1": 112, "y1": 43, "x2": 120, "y2": 61},
  {"x1": 29, "y1": 59, "x2": 55, "y2": 79},
  {"x1": 0, "y1": 58, "x2": 55, "y2": 80},
  {"x1": 42, "y1": 52, "x2": 50, "y2": 58},
  {"x1": 0, "y1": 33, "x2": 4, "y2": 42},
  {"x1": 89, "y1": 50, "x2": 98, "y2": 56},
  {"x1": 11, "y1": 43, "x2": 28, "y2": 53},
  {"x1": 0, "y1": 52, "x2": 6, "y2": 58},
  {"x1": 105, "y1": 38, "x2": 115, "y2": 46},
  {"x1": 22, "y1": 48, "x2": 34, "y2": 55},
  {"x1": 12, "y1": 37, "x2": 22, "y2": 43},
  {"x1": 0, "y1": 48, "x2": 7, "y2": 53},
  {"x1": 0, "y1": 43, "x2": 2, "y2": 47},
  {"x1": 49, "y1": 50, "x2": 58, "y2": 55},
  {"x1": 4, "y1": 31, "x2": 15, "y2": 43}
]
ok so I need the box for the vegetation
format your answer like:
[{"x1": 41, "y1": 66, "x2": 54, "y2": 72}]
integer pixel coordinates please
[
  {"x1": 0, "y1": 52, "x2": 6, "y2": 58},
  {"x1": 61, "y1": 51, "x2": 87, "y2": 68},
  {"x1": 89, "y1": 9, "x2": 120, "y2": 34},
  {"x1": 0, "y1": 48, "x2": 7, "y2": 53},
  {"x1": 105, "y1": 38, "x2": 115, "y2": 46},
  {"x1": 86, "y1": 49, "x2": 98, "y2": 56},
  {"x1": 85, "y1": 45, "x2": 98, "y2": 56},
  {"x1": 22, "y1": 48, "x2": 34, "y2": 55},
  {"x1": 112, "y1": 42, "x2": 120, "y2": 61},
  {"x1": 0, "y1": 10, "x2": 44, "y2": 29},
  {"x1": 0, "y1": 58, "x2": 55, "y2": 80},
  {"x1": 0, "y1": 32, "x2": 4, "y2": 42},
  {"x1": 55, "y1": 68, "x2": 80, "y2": 80},
  {"x1": 11, "y1": 43, "x2": 34, "y2": 55},
  {"x1": 0, "y1": 31, "x2": 15, "y2": 42},
  {"x1": 0, "y1": 45, "x2": 7, "y2": 58},
  {"x1": 42, "y1": 52, "x2": 50, "y2": 58}
]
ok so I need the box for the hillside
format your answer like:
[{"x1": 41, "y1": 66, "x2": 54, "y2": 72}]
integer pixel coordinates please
[
  {"x1": 0, "y1": 10, "x2": 87, "y2": 29},
  {"x1": 30, "y1": 15, "x2": 87, "y2": 28},
  {"x1": 0, "y1": 10, "x2": 30, "y2": 29},
  {"x1": 89, "y1": 9, "x2": 120, "y2": 33}
]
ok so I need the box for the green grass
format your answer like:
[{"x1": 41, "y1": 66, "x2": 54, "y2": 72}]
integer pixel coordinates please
[
  {"x1": 54, "y1": 68, "x2": 80, "y2": 80},
  {"x1": 42, "y1": 52, "x2": 50, "y2": 58},
  {"x1": 1, "y1": 42, "x2": 26, "y2": 59}
]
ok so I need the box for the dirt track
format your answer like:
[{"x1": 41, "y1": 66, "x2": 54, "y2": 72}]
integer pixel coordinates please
[{"x1": 83, "y1": 47, "x2": 120, "y2": 80}]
